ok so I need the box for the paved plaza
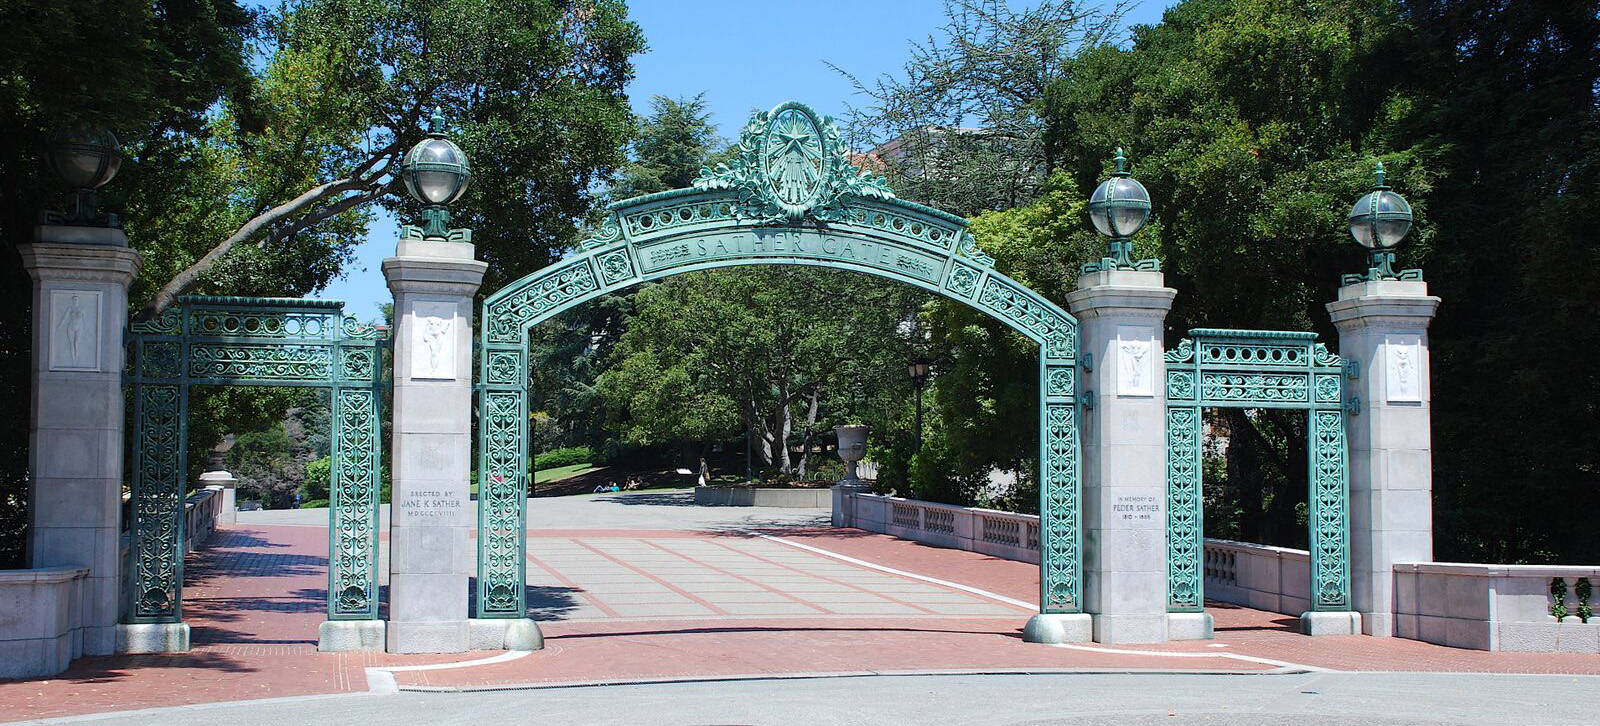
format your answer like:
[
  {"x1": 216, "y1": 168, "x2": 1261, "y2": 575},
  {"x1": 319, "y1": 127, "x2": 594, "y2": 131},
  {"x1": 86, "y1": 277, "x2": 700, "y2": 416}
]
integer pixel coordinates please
[{"x1": 3, "y1": 491, "x2": 1598, "y2": 724}]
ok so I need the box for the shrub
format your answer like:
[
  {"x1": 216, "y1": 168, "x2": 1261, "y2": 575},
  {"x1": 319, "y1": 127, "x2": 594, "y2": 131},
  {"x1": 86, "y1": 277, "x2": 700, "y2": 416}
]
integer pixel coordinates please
[{"x1": 533, "y1": 446, "x2": 594, "y2": 471}]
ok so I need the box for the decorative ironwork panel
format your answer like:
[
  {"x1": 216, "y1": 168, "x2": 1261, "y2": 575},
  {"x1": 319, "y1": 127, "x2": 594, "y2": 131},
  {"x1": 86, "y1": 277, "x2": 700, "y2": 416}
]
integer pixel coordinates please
[
  {"x1": 127, "y1": 295, "x2": 387, "y2": 629},
  {"x1": 1199, "y1": 372, "x2": 1310, "y2": 403},
  {"x1": 189, "y1": 343, "x2": 334, "y2": 382},
  {"x1": 1040, "y1": 402, "x2": 1081, "y2": 613},
  {"x1": 477, "y1": 389, "x2": 527, "y2": 617},
  {"x1": 485, "y1": 260, "x2": 599, "y2": 344},
  {"x1": 1166, "y1": 406, "x2": 1203, "y2": 611},
  {"x1": 1308, "y1": 410, "x2": 1351, "y2": 610},
  {"x1": 1164, "y1": 328, "x2": 1351, "y2": 615},
  {"x1": 979, "y1": 277, "x2": 1076, "y2": 361},
  {"x1": 129, "y1": 384, "x2": 184, "y2": 622},
  {"x1": 327, "y1": 388, "x2": 381, "y2": 619}
]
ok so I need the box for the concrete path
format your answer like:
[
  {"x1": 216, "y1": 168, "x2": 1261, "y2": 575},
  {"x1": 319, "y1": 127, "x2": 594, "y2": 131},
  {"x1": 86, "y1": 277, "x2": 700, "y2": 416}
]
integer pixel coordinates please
[
  {"x1": 237, "y1": 488, "x2": 831, "y2": 531},
  {"x1": 6, "y1": 491, "x2": 1599, "y2": 724}
]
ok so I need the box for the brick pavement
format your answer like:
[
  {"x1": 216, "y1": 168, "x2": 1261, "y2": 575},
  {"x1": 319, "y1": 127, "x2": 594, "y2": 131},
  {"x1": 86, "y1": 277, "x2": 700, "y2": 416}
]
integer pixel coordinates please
[{"x1": 3, "y1": 522, "x2": 1599, "y2": 722}]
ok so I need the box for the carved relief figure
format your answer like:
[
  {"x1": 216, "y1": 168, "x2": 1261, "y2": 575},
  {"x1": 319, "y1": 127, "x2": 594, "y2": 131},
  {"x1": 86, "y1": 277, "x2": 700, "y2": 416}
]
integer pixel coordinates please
[
  {"x1": 422, "y1": 315, "x2": 451, "y2": 373},
  {"x1": 1120, "y1": 339, "x2": 1150, "y2": 392},
  {"x1": 58, "y1": 293, "x2": 85, "y2": 361},
  {"x1": 1393, "y1": 346, "x2": 1414, "y2": 392}
]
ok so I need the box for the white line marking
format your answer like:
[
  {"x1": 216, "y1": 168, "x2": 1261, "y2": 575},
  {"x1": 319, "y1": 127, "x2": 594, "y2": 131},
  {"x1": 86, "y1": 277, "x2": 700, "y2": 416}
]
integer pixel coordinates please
[
  {"x1": 749, "y1": 530, "x2": 1337, "y2": 674},
  {"x1": 1048, "y1": 643, "x2": 1335, "y2": 673},
  {"x1": 363, "y1": 649, "x2": 533, "y2": 694},
  {"x1": 746, "y1": 531, "x2": 1035, "y2": 610}
]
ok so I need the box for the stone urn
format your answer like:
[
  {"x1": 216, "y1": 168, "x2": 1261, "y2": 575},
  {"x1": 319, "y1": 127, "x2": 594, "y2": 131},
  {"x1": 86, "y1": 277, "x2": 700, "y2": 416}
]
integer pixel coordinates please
[{"x1": 834, "y1": 424, "x2": 868, "y2": 488}]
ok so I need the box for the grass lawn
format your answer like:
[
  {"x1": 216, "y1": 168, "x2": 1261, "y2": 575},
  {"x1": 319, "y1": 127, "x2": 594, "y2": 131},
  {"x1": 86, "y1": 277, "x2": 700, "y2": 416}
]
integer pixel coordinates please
[{"x1": 471, "y1": 462, "x2": 600, "y2": 495}]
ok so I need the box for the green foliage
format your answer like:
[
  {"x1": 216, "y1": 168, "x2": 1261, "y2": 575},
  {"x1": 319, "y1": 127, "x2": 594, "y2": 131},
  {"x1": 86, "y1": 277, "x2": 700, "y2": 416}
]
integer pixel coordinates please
[
  {"x1": 0, "y1": 0, "x2": 256, "y2": 567},
  {"x1": 302, "y1": 456, "x2": 332, "y2": 503},
  {"x1": 596, "y1": 267, "x2": 928, "y2": 475},
  {"x1": 534, "y1": 446, "x2": 595, "y2": 471}
]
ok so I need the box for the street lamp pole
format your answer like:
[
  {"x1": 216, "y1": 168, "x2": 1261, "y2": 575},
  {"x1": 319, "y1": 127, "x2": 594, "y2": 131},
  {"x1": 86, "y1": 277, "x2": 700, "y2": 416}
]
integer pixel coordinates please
[{"x1": 909, "y1": 358, "x2": 931, "y2": 453}]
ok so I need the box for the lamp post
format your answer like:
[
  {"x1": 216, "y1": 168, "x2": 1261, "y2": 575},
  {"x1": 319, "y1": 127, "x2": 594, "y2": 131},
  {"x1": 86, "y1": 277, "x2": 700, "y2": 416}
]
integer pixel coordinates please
[
  {"x1": 909, "y1": 357, "x2": 931, "y2": 453},
  {"x1": 1342, "y1": 162, "x2": 1419, "y2": 285},
  {"x1": 44, "y1": 129, "x2": 121, "y2": 227},
  {"x1": 399, "y1": 109, "x2": 472, "y2": 242},
  {"x1": 1083, "y1": 148, "x2": 1155, "y2": 273}
]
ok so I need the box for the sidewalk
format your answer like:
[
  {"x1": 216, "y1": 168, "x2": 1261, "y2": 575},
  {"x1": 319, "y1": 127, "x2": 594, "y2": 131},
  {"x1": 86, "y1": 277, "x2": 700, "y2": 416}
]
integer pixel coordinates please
[{"x1": 4, "y1": 502, "x2": 1598, "y2": 722}]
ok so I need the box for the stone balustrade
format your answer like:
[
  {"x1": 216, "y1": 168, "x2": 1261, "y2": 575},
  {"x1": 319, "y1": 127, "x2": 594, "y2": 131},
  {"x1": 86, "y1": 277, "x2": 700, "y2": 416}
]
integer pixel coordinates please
[
  {"x1": 1200, "y1": 539, "x2": 1312, "y2": 616},
  {"x1": 1393, "y1": 563, "x2": 1600, "y2": 652},
  {"x1": 1, "y1": 485, "x2": 226, "y2": 679},
  {"x1": 833, "y1": 490, "x2": 1597, "y2": 652},
  {"x1": 839, "y1": 492, "x2": 1041, "y2": 565}
]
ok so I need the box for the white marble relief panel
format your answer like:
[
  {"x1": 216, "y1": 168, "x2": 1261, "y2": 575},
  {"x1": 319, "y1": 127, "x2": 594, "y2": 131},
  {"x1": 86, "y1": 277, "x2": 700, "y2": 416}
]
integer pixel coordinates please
[
  {"x1": 1385, "y1": 334, "x2": 1423, "y2": 403},
  {"x1": 48, "y1": 289, "x2": 101, "y2": 372},
  {"x1": 411, "y1": 301, "x2": 457, "y2": 381},
  {"x1": 1115, "y1": 325, "x2": 1155, "y2": 397}
]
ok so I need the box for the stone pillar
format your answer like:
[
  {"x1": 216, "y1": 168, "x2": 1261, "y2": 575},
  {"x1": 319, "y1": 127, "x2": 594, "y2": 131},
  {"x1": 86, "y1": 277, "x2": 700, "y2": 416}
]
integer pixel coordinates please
[
  {"x1": 20, "y1": 228, "x2": 141, "y2": 656},
  {"x1": 382, "y1": 239, "x2": 485, "y2": 653},
  {"x1": 1327, "y1": 279, "x2": 1440, "y2": 637},
  {"x1": 1066, "y1": 269, "x2": 1193, "y2": 643},
  {"x1": 198, "y1": 443, "x2": 237, "y2": 526}
]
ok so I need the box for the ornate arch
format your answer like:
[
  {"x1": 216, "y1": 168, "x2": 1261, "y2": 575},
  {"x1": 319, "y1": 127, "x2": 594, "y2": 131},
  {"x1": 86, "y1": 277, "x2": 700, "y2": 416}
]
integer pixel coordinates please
[{"x1": 474, "y1": 102, "x2": 1082, "y2": 619}]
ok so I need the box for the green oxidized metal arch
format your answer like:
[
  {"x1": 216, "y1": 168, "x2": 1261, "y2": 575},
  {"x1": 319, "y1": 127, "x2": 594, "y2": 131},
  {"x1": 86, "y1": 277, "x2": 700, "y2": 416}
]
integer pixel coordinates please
[
  {"x1": 476, "y1": 101, "x2": 1082, "y2": 619},
  {"x1": 126, "y1": 296, "x2": 386, "y2": 625},
  {"x1": 1163, "y1": 328, "x2": 1352, "y2": 614}
]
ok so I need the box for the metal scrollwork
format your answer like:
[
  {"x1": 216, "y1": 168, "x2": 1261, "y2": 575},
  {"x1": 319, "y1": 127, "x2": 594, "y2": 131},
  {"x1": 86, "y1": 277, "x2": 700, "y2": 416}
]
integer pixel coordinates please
[
  {"x1": 127, "y1": 296, "x2": 386, "y2": 625},
  {"x1": 1163, "y1": 328, "x2": 1351, "y2": 614}
]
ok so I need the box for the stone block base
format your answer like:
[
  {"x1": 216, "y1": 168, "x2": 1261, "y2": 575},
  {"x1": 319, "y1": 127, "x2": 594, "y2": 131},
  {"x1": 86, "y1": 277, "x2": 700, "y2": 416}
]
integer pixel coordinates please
[
  {"x1": 1021, "y1": 613, "x2": 1093, "y2": 644},
  {"x1": 1362, "y1": 611, "x2": 1394, "y2": 637},
  {"x1": 318, "y1": 619, "x2": 386, "y2": 652},
  {"x1": 387, "y1": 620, "x2": 468, "y2": 654},
  {"x1": 1092, "y1": 613, "x2": 1171, "y2": 644},
  {"x1": 116, "y1": 623, "x2": 190, "y2": 653},
  {"x1": 1301, "y1": 610, "x2": 1362, "y2": 636},
  {"x1": 1167, "y1": 612, "x2": 1214, "y2": 640},
  {"x1": 468, "y1": 618, "x2": 544, "y2": 651}
]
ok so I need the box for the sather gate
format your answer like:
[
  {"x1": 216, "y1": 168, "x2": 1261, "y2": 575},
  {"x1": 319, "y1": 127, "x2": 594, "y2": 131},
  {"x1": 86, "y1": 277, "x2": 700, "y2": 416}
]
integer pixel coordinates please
[{"x1": 473, "y1": 101, "x2": 1086, "y2": 621}]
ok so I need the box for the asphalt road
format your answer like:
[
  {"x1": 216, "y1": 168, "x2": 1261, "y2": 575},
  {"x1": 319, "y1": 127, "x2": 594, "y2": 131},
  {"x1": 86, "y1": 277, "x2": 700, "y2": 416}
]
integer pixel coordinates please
[{"x1": 23, "y1": 671, "x2": 1598, "y2": 726}]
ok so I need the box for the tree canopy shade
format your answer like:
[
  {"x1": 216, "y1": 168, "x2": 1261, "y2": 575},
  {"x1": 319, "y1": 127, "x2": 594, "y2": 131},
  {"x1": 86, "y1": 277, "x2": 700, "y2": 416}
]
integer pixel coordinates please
[{"x1": 0, "y1": 0, "x2": 646, "y2": 566}]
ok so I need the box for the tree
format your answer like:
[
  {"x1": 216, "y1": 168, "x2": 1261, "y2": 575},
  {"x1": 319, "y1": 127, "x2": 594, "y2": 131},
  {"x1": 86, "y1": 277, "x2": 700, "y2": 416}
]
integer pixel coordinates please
[
  {"x1": 527, "y1": 93, "x2": 729, "y2": 454},
  {"x1": 141, "y1": 0, "x2": 647, "y2": 313},
  {"x1": 1387, "y1": 0, "x2": 1600, "y2": 563},
  {"x1": 833, "y1": 0, "x2": 1131, "y2": 215},
  {"x1": 596, "y1": 268, "x2": 926, "y2": 477},
  {"x1": 0, "y1": 0, "x2": 256, "y2": 567}
]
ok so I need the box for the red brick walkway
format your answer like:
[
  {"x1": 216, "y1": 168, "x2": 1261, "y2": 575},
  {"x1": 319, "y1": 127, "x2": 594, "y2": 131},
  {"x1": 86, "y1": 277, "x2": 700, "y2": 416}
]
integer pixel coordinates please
[{"x1": 3, "y1": 523, "x2": 1597, "y2": 721}]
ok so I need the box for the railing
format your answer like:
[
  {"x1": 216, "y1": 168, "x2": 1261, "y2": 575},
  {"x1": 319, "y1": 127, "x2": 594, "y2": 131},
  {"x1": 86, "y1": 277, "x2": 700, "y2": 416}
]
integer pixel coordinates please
[
  {"x1": 841, "y1": 493, "x2": 1041, "y2": 565},
  {"x1": 1199, "y1": 539, "x2": 1310, "y2": 616},
  {"x1": 183, "y1": 486, "x2": 224, "y2": 553},
  {"x1": 1393, "y1": 563, "x2": 1600, "y2": 652}
]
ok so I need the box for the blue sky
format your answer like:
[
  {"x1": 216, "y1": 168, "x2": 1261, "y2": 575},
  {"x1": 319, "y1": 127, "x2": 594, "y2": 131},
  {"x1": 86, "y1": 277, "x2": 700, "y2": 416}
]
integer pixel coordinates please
[{"x1": 318, "y1": 0, "x2": 1176, "y2": 320}]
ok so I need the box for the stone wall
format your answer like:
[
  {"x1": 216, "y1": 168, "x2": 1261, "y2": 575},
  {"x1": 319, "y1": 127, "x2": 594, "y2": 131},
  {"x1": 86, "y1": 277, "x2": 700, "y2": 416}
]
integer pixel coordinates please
[
  {"x1": 693, "y1": 487, "x2": 831, "y2": 507},
  {"x1": 834, "y1": 491, "x2": 1598, "y2": 652},
  {"x1": 1, "y1": 486, "x2": 224, "y2": 679},
  {"x1": 1200, "y1": 539, "x2": 1312, "y2": 616},
  {"x1": 837, "y1": 492, "x2": 1040, "y2": 565},
  {"x1": 1393, "y1": 563, "x2": 1600, "y2": 652}
]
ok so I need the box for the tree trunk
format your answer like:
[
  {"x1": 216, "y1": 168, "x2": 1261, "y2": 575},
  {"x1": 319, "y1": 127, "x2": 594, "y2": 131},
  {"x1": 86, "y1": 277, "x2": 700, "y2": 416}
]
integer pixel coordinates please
[{"x1": 795, "y1": 387, "x2": 820, "y2": 478}]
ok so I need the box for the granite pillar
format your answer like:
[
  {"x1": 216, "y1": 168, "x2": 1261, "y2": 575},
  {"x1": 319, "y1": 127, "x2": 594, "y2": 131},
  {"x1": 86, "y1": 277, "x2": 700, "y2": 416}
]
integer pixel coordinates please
[
  {"x1": 1327, "y1": 279, "x2": 1440, "y2": 637},
  {"x1": 20, "y1": 229, "x2": 141, "y2": 656},
  {"x1": 382, "y1": 239, "x2": 485, "y2": 653},
  {"x1": 1066, "y1": 269, "x2": 1189, "y2": 643}
]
